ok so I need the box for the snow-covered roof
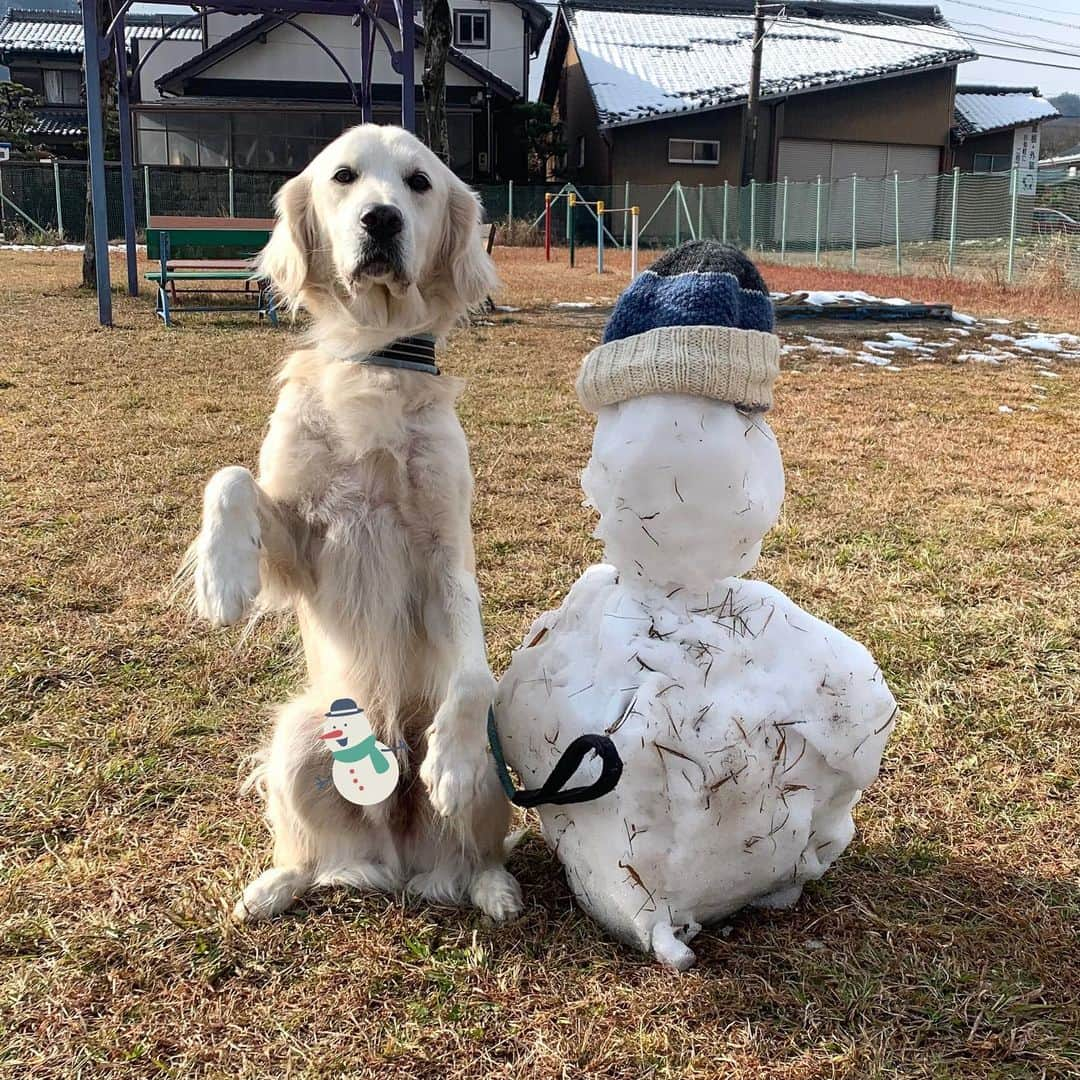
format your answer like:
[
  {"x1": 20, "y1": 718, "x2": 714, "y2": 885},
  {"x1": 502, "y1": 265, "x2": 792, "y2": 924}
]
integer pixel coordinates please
[
  {"x1": 954, "y1": 85, "x2": 1059, "y2": 138},
  {"x1": 560, "y1": 0, "x2": 976, "y2": 128},
  {"x1": 0, "y1": 9, "x2": 201, "y2": 57}
]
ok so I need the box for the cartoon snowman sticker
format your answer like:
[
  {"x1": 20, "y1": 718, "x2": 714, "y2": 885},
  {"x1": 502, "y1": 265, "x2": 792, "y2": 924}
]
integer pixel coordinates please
[{"x1": 317, "y1": 698, "x2": 400, "y2": 806}]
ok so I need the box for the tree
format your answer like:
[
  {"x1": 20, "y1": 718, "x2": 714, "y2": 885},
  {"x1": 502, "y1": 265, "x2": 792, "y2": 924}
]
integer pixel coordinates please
[
  {"x1": 1049, "y1": 92, "x2": 1080, "y2": 118},
  {"x1": 421, "y1": 0, "x2": 451, "y2": 162},
  {"x1": 513, "y1": 102, "x2": 565, "y2": 181},
  {"x1": 0, "y1": 82, "x2": 43, "y2": 156}
]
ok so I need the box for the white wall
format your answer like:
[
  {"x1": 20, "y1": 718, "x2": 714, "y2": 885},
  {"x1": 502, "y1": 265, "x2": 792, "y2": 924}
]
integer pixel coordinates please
[
  {"x1": 195, "y1": 14, "x2": 481, "y2": 90},
  {"x1": 134, "y1": 36, "x2": 201, "y2": 102},
  {"x1": 447, "y1": 1, "x2": 527, "y2": 94}
]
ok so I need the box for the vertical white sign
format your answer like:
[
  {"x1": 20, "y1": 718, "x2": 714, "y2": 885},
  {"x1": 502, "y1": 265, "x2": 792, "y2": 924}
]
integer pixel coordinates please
[{"x1": 1013, "y1": 124, "x2": 1041, "y2": 194}]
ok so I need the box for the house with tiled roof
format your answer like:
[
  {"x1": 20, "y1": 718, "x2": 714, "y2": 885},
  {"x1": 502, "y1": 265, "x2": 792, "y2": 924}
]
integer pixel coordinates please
[
  {"x1": 540, "y1": 0, "x2": 978, "y2": 186},
  {"x1": 0, "y1": 1, "x2": 551, "y2": 178},
  {"x1": 952, "y1": 85, "x2": 1059, "y2": 175},
  {"x1": 0, "y1": 6, "x2": 202, "y2": 156}
]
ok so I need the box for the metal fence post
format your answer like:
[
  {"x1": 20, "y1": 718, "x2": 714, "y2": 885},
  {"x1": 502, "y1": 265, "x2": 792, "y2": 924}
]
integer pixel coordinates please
[
  {"x1": 507, "y1": 178, "x2": 513, "y2": 221},
  {"x1": 948, "y1": 166, "x2": 959, "y2": 275},
  {"x1": 674, "y1": 181, "x2": 681, "y2": 246},
  {"x1": 850, "y1": 173, "x2": 858, "y2": 270},
  {"x1": 568, "y1": 192, "x2": 576, "y2": 268},
  {"x1": 144, "y1": 164, "x2": 151, "y2": 227},
  {"x1": 814, "y1": 174, "x2": 822, "y2": 266},
  {"x1": 53, "y1": 160, "x2": 64, "y2": 238},
  {"x1": 228, "y1": 166, "x2": 235, "y2": 217},
  {"x1": 780, "y1": 176, "x2": 788, "y2": 263},
  {"x1": 544, "y1": 191, "x2": 552, "y2": 261},
  {"x1": 596, "y1": 198, "x2": 604, "y2": 273},
  {"x1": 698, "y1": 182, "x2": 704, "y2": 239},
  {"x1": 630, "y1": 205, "x2": 639, "y2": 278},
  {"x1": 749, "y1": 179, "x2": 756, "y2": 251},
  {"x1": 722, "y1": 181, "x2": 729, "y2": 245},
  {"x1": 623, "y1": 179, "x2": 630, "y2": 246},
  {"x1": 894, "y1": 171, "x2": 902, "y2": 275},
  {"x1": 1007, "y1": 166, "x2": 1018, "y2": 283}
]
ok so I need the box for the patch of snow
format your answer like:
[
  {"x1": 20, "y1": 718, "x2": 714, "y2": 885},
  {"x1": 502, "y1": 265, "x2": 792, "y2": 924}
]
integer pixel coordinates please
[
  {"x1": 553, "y1": 301, "x2": 596, "y2": 309},
  {"x1": 1036, "y1": 369, "x2": 1061, "y2": 379},
  {"x1": 493, "y1": 305, "x2": 521, "y2": 312},
  {"x1": 998, "y1": 405, "x2": 1014, "y2": 413},
  {"x1": 1012, "y1": 333, "x2": 1080, "y2": 353},
  {"x1": 958, "y1": 352, "x2": 1003, "y2": 364},
  {"x1": 952, "y1": 312, "x2": 978, "y2": 325},
  {"x1": 856, "y1": 352, "x2": 893, "y2": 366}
]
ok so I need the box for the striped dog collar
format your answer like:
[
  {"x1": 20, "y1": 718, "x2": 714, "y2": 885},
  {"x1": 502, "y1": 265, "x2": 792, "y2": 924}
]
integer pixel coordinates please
[{"x1": 344, "y1": 334, "x2": 439, "y2": 375}]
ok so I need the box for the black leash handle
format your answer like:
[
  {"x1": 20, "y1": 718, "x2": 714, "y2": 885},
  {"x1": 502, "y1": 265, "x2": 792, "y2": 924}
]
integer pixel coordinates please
[{"x1": 488, "y1": 708, "x2": 623, "y2": 808}]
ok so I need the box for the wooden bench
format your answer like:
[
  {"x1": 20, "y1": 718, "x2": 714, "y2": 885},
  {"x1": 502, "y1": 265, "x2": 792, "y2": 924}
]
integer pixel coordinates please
[{"x1": 145, "y1": 215, "x2": 277, "y2": 327}]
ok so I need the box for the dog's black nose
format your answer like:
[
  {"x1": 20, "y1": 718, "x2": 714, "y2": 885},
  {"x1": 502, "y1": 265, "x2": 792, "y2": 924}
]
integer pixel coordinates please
[{"x1": 361, "y1": 204, "x2": 403, "y2": 241}]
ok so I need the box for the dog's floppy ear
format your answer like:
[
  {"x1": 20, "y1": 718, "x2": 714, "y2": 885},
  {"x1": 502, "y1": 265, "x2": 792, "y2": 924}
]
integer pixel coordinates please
[
  {"x1": 437, "y1": 177, "x2": 499, "y2": 313},
  {"x1": 258, "y1": 173, "x2": 315, "y2": 311}
]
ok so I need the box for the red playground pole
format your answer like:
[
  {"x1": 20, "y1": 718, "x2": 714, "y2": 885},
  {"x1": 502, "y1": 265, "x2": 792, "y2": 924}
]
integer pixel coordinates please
[{"x1": 544, "y1": 192, "x2": 552, "y2": 261}]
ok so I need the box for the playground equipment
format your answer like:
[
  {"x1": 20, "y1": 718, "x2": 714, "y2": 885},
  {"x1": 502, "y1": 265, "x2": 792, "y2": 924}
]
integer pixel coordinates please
[{"x1": 542, "y1": 189, "x2": 640, "y2": 277}]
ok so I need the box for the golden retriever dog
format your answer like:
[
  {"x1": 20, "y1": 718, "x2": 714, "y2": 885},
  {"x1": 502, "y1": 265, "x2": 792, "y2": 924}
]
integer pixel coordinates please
[{"x1": 181, "y1": 125, "x2": 521, "y2": 923}]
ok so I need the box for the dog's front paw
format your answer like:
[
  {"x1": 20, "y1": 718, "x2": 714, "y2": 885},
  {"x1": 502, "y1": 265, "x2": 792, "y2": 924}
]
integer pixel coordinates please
[
  {"x1": 421, "y1": 731, "x2": 490, "y2": 818},
  {"x1": 421, "y1": 672, "x2": 497, "y2": 817},
  {"x1": 193, "y1": 466, "x2": 261, "y2": 626}
]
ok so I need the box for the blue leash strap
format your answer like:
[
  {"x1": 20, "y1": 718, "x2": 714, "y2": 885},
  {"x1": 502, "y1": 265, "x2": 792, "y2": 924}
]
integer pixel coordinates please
[{"x1": 486, "y1": 706, "x2": 623, "y2": 808}]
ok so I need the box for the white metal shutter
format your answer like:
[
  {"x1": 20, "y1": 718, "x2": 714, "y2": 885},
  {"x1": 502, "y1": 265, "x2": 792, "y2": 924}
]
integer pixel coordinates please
[
  {"x1": 776, "y1": 138, "x2": 832, "y2": 182},
  {"x1": 885, "y1": 144, "x2": 941, "y2": 179}
]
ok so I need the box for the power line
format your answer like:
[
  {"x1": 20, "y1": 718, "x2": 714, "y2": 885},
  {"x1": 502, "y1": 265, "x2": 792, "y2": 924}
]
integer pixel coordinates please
[
  {"x1": 776, "y1": 14, "x2": 1080, "y2": 74},
  {"x1": 937, "y1": 0, "x2": 1080, "y2": 32}
]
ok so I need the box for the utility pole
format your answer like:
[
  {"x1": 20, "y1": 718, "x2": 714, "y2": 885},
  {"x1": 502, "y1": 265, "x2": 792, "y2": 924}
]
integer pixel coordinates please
[{"x1": 741, "y1": 0, "x2": 765, "y2": 186}]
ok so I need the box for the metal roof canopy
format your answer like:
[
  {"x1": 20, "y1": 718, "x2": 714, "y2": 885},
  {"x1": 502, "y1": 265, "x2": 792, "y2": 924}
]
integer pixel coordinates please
[{"x1": 83, "y1": 0, "x2": 416, "y2": 325}]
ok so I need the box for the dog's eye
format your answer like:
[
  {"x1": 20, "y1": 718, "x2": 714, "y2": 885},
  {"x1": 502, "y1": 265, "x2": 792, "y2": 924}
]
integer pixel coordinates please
[
  {"x1": 406, "y1": 171, "x2": 431, "y2": 193},
  {"x1": 332, "y1": 166, "x2": 357, "y2": 185}
]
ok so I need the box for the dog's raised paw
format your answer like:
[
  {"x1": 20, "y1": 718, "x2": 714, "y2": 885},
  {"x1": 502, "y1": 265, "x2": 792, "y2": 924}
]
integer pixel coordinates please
[
  {"x1": 420, "y1": 736, "x2": 489, "y2": 818},
  {"x1": 469, "y1": 867, "x2": 523, "y2": 923},
  {"x1": 194, "y1": 466, "x2": 262, "y2": 626}
]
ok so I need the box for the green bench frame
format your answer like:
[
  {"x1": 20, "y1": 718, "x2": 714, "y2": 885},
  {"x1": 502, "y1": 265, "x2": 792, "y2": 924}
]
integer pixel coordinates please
[{"x1": 145, "y1": 224, "x2": 277, "y2": 327}]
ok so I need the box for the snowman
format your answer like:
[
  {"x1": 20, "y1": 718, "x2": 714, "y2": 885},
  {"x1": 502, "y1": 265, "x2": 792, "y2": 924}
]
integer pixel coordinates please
[
  {"x1": 317, "y1": 698, "x2": 400, "y2": 807},
  {"x1": 495, "y1": 242, "x2": 897, "y2": 971}
]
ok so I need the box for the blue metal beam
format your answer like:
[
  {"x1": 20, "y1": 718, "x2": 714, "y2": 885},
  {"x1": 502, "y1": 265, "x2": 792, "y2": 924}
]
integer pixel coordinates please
[
  {"x1": 114, "y1": 15, "x2": 138, "y2": 296},
  {"x1": 394, "y1": 0, "x2": 415, "y2": 132},
  {"x1": 82, "y1": 0, "x2": 112, "y2": 326}
]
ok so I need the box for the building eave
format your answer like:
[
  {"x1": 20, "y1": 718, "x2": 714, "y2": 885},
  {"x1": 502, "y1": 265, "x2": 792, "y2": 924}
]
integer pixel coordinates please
[{"x1": 597, "y1": 57, "x2": 966, "y2": 132}]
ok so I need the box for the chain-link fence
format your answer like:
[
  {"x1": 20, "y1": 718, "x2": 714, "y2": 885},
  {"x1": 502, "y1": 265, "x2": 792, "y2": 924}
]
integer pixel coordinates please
[{"x1": 2, "y1": 160, "x2": 1078, "y2": 285}]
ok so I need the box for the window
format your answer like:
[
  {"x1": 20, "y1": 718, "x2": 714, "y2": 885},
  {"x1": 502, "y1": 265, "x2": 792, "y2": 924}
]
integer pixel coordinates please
[
  {"x1": 454, "y1": 10, "x2": 489, "y2": 48},
  {"x1": 972, "y1": 153, "x2": 1011, "y2": 173},
  {"x1": 577, "y1": 135, "x2": 586, "y2": 168},
  {"x1": 668, "y1": 139, "x2": 720, "y2": 165},
  {"x1": 42, "y1": 69, "x2": 82, "y2": 105}
]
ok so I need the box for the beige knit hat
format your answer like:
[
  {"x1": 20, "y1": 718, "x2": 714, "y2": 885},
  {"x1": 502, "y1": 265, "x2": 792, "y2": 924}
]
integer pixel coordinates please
[
  {"x1": 576, "y1": 324, "x2": 780, "y2": 413},
  {"x1": 575, "y1": 242, "x2": 780, "y2": 414}
]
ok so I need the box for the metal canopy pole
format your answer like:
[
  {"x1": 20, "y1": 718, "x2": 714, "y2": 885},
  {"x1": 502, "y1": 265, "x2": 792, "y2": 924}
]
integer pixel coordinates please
[
  {"x1": 394, "y1": 0, "x2": 416, "y2": 132},
  {"x1": 114, "y1": 14, "x2": 138, "y2": 296},
  {"x1": 82, "y1": 0, "x2": 113, "y2": 326},
  {"x1": 359, "y1": 8, "x2": 373, "y2": 122}
]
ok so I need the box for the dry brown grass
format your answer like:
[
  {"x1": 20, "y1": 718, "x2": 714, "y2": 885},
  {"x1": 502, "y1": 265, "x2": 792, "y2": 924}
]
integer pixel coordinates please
[{"x1": 1, "y1": 249, "x2": 1078, "y2": 1078}]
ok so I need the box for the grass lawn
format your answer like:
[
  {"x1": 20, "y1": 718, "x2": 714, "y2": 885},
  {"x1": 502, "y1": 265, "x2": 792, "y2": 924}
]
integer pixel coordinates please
[{"x1": 1, "y1": 248, "x2": 1077, "y2": 1078}]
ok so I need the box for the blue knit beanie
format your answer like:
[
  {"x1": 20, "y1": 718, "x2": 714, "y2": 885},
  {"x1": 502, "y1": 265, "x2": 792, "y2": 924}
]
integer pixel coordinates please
[
  {"x1": 603, "y1": 241, "x2": 775, "y2": 344},
  {"x1": 577, "y1": 242, "x2": 780, "y2": 413}
]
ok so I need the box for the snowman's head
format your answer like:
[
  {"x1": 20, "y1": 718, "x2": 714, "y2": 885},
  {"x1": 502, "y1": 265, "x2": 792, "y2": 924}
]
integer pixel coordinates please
[
  {"x1": 577, "y1": 243, "x2": 783, "y2": 593},
  {"x1": 318, "y1": 697, "x2": 366, "y2": 748},
  {"x1": 583, "y1": 394, "x2": 784, "y2": 591}
]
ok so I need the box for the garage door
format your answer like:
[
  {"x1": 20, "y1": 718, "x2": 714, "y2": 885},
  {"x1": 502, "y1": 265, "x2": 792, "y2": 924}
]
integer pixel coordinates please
[{"x1": 776, "y1": 139, "x2": 941, "y2": 243}]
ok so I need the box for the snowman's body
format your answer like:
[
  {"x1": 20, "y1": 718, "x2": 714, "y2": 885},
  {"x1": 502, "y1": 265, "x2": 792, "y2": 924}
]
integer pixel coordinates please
[
  {"x1": 496, "y1": 395, "x2": 896, "y2": 970},
  {"x1": 328, "y1": 737, "x2": 400, "y2": 806}
]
